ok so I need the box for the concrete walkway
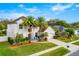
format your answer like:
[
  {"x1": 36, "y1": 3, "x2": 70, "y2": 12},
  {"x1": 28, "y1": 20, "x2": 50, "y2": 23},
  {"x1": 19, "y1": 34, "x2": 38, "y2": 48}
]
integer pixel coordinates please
[
  {"x1": 70, "y1": 39, "x2": 79, "y2": 44},
  {"x1": 30, "y1": 39, "x2": 79, "y2": 56},
  {"x1": 30, "y1": 46, "x2": 61, "y2": 56},
  {"x1": 49, "y1": 39, "x2": 79, "y2": 56},
  {"x1": 49, "y1": 39, "x2": 79, "y2": 51}
]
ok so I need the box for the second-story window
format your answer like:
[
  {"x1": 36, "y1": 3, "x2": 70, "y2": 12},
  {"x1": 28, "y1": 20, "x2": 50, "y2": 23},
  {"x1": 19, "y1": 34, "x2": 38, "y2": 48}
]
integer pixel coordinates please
[{"x1": 19, "y1": 24, "x2": 23, "y2": 29}]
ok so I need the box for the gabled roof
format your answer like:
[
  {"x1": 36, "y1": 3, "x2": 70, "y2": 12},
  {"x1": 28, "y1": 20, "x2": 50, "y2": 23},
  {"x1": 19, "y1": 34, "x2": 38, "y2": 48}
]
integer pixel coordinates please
[
  {"x1": 8, "y1": 16, "x2": 27, "y2": 24},
  {"x1": 44, "y1": 26, "x2": 55, "y2": 33},
  {"x1": 14, "y1": 16, "x2": 27, "y2": 22}
]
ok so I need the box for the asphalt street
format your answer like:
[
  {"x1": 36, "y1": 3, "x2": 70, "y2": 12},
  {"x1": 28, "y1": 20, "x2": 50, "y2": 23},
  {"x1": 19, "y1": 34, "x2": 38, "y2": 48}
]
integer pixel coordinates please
[{"x1": 69, "y1": 50, "x2": 79, "y2": 56}]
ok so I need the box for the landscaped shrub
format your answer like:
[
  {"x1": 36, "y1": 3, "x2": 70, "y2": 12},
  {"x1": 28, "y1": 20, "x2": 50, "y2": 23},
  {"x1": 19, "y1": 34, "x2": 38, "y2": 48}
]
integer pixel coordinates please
[
  {"x1": 73, "y1": 36, "x2": 79, "y2": 40},
  {"x1": 8, "y1": 34, "x2": 30, "y2": 45},
  {"x1": 53, "y1": 36, "x2": 57, "y2": 39},
  {"x1": 8, "y1": 37, "x2": 14, "y2": 45},
  {"x1": 44, "y1": 32, "x2": 48, "y2": 41},
  {"x1": 15, "y1": 38, "x2": 20, "y2": 43},
  {"x1": 15, "y1": 34, "x2": 23, "y2": 43},
  {"x1": 38, "y1": 32, "x2": 48, "y2": 41},
  {"x1": 15, "y1": 34, "x2": 29, "y2": 44},
  {"x1": 44, "y1": 37, "x2": 47, "y2": 41},
  {"x1": 25, "y1": 37, "x2": 29, "y2": 41}
]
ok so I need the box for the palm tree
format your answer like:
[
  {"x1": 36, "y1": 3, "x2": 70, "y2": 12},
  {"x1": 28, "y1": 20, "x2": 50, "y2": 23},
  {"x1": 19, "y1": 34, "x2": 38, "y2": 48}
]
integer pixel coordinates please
[
  {"x1": 37, "y1": 16, "x2": 48, "y2": 31},
  {"x1": 22, "y1": 16, "x2": 35, "y2": 43}
]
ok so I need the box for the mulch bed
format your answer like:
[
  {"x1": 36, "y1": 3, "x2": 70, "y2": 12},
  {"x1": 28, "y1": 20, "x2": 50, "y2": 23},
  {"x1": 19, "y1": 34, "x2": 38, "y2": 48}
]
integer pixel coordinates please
[{"x1": 10, "y1": 42, "x2": 38, "y2": 48}]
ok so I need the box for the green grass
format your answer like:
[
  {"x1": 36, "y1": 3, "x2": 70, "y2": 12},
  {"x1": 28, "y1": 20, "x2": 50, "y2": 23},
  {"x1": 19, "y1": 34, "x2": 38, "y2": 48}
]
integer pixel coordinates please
[
  {"x1": 57, "y1": 36, "x2": 79, "y2": 43},
  {"x1": 40, "y1": 47, "x2": 70, "y2": 56},
  {"x1": 72, "y1": 41, "x2": 79, "y2": 45},
  {"x1": 0, "y1": 42, "x2": 57, "y2": 56},
  {"x1": 57, "y1": 38, "x2": 73, "y2": 43}
]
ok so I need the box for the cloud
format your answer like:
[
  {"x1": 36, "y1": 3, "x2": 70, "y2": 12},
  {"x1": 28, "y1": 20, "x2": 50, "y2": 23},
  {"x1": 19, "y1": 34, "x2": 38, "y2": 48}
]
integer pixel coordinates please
[
  {"x1": 51, "y1": 4, "x2": 73, "y2": 11},
  {"x1": 25, "y1": 7, "x2": 40, "y2": 13},
  {"x1": 0, "y1": 12, "x2": 26, "y2": 19},
  {"x1": 18, "y1": 4, "x2": 41, "y2": 13},
  {"x1": 75, "y1": 5, "x2": 79, "y2": 7},
  {"x1": 18, "y1": 4, "x2": 24, "y2": 8}
]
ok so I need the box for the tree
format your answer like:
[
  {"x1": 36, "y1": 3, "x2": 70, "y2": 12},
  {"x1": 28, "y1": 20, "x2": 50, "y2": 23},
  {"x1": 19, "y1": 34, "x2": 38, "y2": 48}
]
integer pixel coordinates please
[
  {"x1": 22, "y1": 16, "x2": 35, "y2": 26},
  {"x1": 34, "y1": 20, "x2": 39, "y2": 27},
  {"x1": 56, "y1": 20, "x2": 70, "y2": 27},
  {"x1": 37, "y1": 16, "x2": 48, "y2": 31},
  {"x1": 71, "y1": 22, "x2": 79, "y2": 28},
  {"x1": 65, "y1": 28, "x2": 75, "y2": 38},
  {"x1": 48, "y1": 19, "x2": 70, "y2": 28},
  {"x1": 48, "y1": 19, "x2": 57, "y2": 26},
  {"x1": 22, "y1": 16, "x2": 35, "y2": 43},
  {"x1": 0, "y1": 23, "x2": 5, "y2": 30}
]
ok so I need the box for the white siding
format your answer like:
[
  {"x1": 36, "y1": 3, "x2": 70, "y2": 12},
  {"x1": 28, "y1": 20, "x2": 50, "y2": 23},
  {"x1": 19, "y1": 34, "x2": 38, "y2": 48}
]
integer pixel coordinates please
[
  {"x1": 44, "y1": 27, "x2": 55, "y2": 41},
  {"x1": 7, "y1": 21, "x2": 40, "y2": 39},
  {"x1": 16, "y1": 19, "x2": 23, "y2": 24},
  {"x1": 75, "y1": 30, "x2": 79, "y2": 35},
  {"x1": 18, "y1": 29, "x2": 29, "y2": 38},
  {"x1": 7, "y1": 24, "x2": 19, "y2": 38},
  {"x1": 32, "y1": 27, "x2": 39, "y2": 37}
]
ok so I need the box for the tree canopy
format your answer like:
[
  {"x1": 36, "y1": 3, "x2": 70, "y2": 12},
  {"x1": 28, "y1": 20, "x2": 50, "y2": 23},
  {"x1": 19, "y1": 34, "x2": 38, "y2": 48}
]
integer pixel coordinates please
[
  {"x1": 71, "y1": 22, "x2": 79, "y2": 28},
  {"x1": 48, "y1": 19, "x2": 70, "y2": 28},
  {"x1": 65, "y1": 28, "x2": 75, "y2": 38}
]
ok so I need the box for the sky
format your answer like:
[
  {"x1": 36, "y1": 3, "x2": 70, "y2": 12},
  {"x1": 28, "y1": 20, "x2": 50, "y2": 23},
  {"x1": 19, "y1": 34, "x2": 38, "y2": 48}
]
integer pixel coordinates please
[{"x1": 0, "y1": 3, "x2": 79, "y2": 23}]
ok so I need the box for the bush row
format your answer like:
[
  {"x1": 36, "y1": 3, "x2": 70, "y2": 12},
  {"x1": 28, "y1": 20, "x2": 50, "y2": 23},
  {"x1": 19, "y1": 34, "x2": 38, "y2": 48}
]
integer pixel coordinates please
[{"x1": 8, "y1": 37, "x2": 29, "y2": 45}]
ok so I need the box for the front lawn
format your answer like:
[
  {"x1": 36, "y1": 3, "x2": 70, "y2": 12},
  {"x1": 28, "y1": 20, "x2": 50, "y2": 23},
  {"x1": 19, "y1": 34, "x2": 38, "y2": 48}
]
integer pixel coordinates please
[
  {"x1": 72, "y1": 41, "x2": 79, "y2": 45},
  {"x1": 40, "y1": 47, "x2": 70, "y2": 56},
  {"x1": 57, "y1": 36, "x2": 79, "y2": 43},
  {"x1": 0, "y1": 42, "x2": 57, "y2": 56}
]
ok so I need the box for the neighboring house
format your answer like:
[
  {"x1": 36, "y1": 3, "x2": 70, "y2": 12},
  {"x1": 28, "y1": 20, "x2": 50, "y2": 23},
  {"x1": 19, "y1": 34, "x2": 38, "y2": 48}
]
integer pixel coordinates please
[
  {"x1": 44, "y1": 26, "x2": 55, "y2": 41},
  {"x1": 74, "y1": 28, "x2": 79, "y2": 35}
]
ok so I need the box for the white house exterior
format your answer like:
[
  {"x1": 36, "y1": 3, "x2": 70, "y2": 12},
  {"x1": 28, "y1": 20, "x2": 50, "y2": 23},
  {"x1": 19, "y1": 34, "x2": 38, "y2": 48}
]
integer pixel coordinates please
[
  {"x1": 75, "y1": 28, "x2": 79, "y2": 35},
  {"x1": 7, "y1": 24, "x2": 19, "y2": 38},
  {"x1": 7, "y1": 16, "x2": 40, "y2": 39},
  {"x1": 44, "y1": 26, "x2": 55, "y2": 41},
  {"x1": 4, "y1": 16, "x2": 55, "y2": 42}
]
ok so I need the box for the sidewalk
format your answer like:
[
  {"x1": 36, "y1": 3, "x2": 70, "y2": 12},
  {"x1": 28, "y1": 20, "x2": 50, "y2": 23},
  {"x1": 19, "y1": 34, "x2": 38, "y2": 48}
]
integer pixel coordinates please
[
  {"x1": 30, "y1": 39, "x2": 79, "y2": 56},
  {"x1": 70, "y1": 39, "x2": 79, "y2": 44},
  {"x1": 49, "y1": 39, "x2": 79, "y2": 56},
  {"x1": 30, "y1": 46, "x2": 61, "y2": 56}
]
